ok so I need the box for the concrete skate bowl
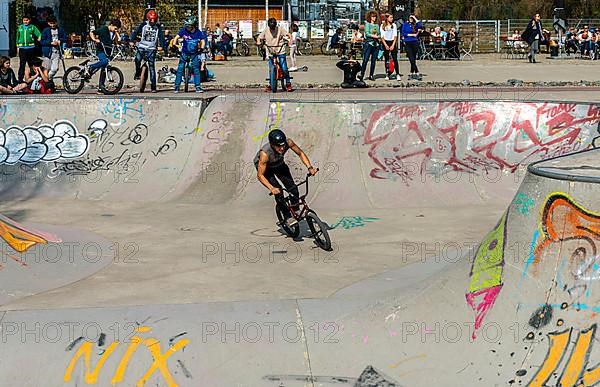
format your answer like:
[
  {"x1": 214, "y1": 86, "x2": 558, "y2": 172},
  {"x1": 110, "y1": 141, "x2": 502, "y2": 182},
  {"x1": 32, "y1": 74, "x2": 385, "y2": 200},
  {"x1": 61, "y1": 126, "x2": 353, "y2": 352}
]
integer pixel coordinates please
[{"x1": 0, "y1": 97, "x2": 599, "y2": 386}]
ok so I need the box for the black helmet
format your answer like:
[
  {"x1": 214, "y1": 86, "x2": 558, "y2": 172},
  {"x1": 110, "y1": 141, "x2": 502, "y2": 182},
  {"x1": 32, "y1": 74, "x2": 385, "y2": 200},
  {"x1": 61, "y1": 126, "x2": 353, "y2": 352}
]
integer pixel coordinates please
[{"x1": 268, "y1": 129, "x2": 287, "y2": 146}]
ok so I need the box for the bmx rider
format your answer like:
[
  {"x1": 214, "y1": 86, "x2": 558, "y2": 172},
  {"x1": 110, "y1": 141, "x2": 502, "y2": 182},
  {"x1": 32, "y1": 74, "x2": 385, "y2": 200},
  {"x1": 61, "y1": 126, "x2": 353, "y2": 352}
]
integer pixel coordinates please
[{"x1": 255, "y1": 129, "x2": 317, "y2": 227}]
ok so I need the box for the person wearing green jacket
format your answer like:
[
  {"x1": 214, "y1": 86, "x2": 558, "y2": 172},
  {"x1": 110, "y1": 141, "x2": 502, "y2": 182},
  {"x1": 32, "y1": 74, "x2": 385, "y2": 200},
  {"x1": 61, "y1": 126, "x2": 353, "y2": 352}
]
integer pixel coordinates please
[{"x1": 16, "y1": 15, "x2": 42, "y2": 82}]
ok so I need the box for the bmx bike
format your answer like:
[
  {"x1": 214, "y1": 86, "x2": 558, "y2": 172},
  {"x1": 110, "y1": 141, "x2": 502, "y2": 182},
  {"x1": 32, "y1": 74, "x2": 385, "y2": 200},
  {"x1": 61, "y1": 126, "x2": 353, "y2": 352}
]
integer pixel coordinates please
[
  {"x1": 138, "y1": 50, "x2": 157, "y2": 93},
  {"x1": 260, "y1": 41, "x2": 293, "y2": 93},
  {"x1": 270, "y1": 169, "x2": 332, "y2": 251},
  {"x1": 63, "y1": 43, "x2": 124, "y2": 95}
]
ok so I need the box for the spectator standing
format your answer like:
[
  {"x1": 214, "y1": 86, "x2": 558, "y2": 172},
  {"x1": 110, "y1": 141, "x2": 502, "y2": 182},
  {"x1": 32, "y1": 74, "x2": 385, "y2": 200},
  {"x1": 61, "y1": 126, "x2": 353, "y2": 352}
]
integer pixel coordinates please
[
  {"x1": 40, "y1": 15, "x2": 66, "y2": 81},
  {"x1": 360, "y1": 10, "x2": 381, "y2": 81},
  {"x1": 220, "y1": 27, "x2": 233, "y2": 59},
  {"x1": 381, "y1": 13, "x2": 400, "y2": 81},
  {"x1": 174, "y1": 16, "x2": 205, "y2": 93},
  {"x1": 289, "y1": 24, "x2": 299, "y2": 71},
  {"x1": 401, "y1": 15, "x2": 423, "y2": 80},
  {"x1": 16, "y1": 15, "x2": 42, "y2": 82},
  {"x1": 521, "y1": 13, "x2": 545, "y2": 63},
  {"x1": 131, "y1": 9, "x2": 166, "y2": 92}
]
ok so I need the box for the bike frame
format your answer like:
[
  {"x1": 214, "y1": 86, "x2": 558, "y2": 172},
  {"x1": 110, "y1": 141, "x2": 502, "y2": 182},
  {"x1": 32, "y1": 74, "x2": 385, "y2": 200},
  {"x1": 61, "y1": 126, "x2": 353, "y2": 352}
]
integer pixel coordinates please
[
  {"x1": 273, "y1": 172, "x2": 315, "y2": 221},
  {"x1": 261, "y1": 41, "x2": 289, "y2": 89}
]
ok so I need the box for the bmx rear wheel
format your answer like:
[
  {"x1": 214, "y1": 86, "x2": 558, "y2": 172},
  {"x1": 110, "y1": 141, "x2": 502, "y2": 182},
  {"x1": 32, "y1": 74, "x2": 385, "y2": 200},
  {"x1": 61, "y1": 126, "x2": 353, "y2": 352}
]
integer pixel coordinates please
[
  {"x1": 276, "y1": 204, "x2": 300, "y2": 238},
  {"x1": 306, "y1": 210, "x2": 331, "y2": 250}
]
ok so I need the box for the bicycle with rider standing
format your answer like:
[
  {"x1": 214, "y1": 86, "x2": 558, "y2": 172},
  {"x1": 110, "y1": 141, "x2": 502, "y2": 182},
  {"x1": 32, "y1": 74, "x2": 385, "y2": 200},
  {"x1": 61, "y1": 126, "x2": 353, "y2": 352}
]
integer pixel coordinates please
[
  {"x1": 131, "y1": 9, "x2": 166, "y2": 93},
  {"x1": 256, "y1": 17, "x2": 293, "y2": 92},
  {"x1": 174, "y1": 16, "x2": 206, "y2": 93}
]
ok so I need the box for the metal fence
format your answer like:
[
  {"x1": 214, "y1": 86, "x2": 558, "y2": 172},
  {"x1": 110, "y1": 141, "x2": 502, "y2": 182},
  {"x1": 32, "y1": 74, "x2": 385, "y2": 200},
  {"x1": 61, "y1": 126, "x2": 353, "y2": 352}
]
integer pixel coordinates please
[{"x1": 419, "y1": 19, "x2": 600, "y2": 53}]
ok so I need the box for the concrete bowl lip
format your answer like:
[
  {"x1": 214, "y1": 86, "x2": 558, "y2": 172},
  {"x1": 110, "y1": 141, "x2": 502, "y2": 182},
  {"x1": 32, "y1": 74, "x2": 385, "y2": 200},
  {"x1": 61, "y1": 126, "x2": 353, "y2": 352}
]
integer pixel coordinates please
[{"x1": 528, "y1": 147, "x2": 600, "y2": 184}]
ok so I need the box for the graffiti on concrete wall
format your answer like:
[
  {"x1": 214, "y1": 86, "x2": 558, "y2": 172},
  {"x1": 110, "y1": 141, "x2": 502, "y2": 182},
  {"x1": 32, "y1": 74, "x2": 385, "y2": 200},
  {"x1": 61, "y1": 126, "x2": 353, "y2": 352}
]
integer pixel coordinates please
[
  {"x1": 466, "y1": 211, "x2": 508, "y2": 340},
  {"x1": 364, "y1": 102, "x2": 600, "y2": 182},
  {"x1": 0, "y1": 214, "x2": 60, "y2": 254},
  {"x1": 0, "y1": 121, "x2": 89, "y2": 165},
  {"x1": 331, "y1": 216, "x2": 380, "y2": 230},
  {"x1": 64, "y1": 326, "x2": 190, "y2": 386},
  {"x1": 526, "y1": 324, "x2": 599, "y2": 387},
  {"x1": 533, "y1": 193, "x2": 600, "y2": 267},
  {"x1": 51, "y1": 119, "x2": 178, "y2": 177},
  {"x1": 520, "y1": 192, "x2": 600, "y2": 316}
]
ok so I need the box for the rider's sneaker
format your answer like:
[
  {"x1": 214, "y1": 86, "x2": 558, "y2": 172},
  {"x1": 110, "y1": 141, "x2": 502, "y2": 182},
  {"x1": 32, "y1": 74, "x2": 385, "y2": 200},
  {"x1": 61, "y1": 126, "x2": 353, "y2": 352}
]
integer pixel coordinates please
[
  {"x1": 286, "y1": 217, "x2": 298, "y2": 228},
  {"x1": 151, "y1": 89, "x2": 157, "y2": 93},
  {"x1": 289, "y1": 67, "x2": 297, "y2": 71},
  {"x1": 195, "y1": 88, "x2": 204, "y2": 93},
  {"x1": 385, "y1": 75, "x2": 389, "y2": 80},
  {"x1": 173, "y1": 89, "x2": 180, "y2": 94},
  {"x1": 286, "y1": 84, "x2": 294, "y2": 92}
]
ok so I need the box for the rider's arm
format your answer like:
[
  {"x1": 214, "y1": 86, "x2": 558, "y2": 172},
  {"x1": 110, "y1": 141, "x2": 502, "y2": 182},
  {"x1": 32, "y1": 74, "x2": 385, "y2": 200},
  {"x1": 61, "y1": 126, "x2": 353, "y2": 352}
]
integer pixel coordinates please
[
  {"x1": 288, "y1": 139, "x2": 316, "y2": 174},
  {"x1": 132, "y1": 22, "x2": 143, "y2": 40},
  {"x1": 257, "y1": 152, "x2": 279, "y2": 194},
  {"x1": 89, "y1": 30, "x2": 99, "y2": 43}
]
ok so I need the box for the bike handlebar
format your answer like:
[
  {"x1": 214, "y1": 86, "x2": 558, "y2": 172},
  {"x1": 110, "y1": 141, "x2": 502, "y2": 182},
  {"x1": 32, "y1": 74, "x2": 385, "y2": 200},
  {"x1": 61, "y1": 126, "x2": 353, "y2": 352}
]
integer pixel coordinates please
[{"x1": 268, "y1": 168, "x2": 319, "y2": 196}]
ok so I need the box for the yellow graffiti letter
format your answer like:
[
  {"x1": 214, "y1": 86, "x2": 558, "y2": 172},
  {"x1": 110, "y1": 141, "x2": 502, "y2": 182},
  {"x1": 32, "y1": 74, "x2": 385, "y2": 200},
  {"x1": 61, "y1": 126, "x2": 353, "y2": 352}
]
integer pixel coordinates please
[
  {"x1": 110, "y1": 326, "x2": 150, "y2": 384},
  {"x1": 64, "y1": 341, "x2": 120, "y2": 384},
  {"x1": 560, "y1": 325, "x2": 596, "y2": 387},
  {"x1": 529, "y1": 329, "x2": 571, "y2": 387},
  {"x1": 136, "y1": 337, "x2": 190, "y2": 387}
]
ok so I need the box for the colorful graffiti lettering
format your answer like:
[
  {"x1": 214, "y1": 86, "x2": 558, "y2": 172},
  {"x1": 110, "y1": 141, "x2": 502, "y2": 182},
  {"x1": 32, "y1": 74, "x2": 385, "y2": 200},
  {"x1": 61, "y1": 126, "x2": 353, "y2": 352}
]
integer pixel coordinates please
[
  {"x1": 528, "y1": 324, "x2": 599, "y2": 387},
  {"x1": 64, "y1": 326, "x2": 189, "y2": 386},
  {"x1": 364, "y1": 102, "x2": 600, "y2": 181},
  {"x1": 465, "y1": 211, "x2": 508, "y2": 340},
  {"x1": 253, "y1": 102, "x2": 284, "y2": 142},
  {"x1": 0, "y1": 121, "x2": 89, "y2": 165},
  {"x1": 514, "y1": 192, "x2": 535, "y2": 216},
  {"x1": 532, "y1": 193, "x2": 600, "y2": 268},
  {"x1": 331, "y1": 216, "x2": 380, "y2": 230},
  {"x1": 0, "y1": 214, "x2": 60, "y2": 254}
]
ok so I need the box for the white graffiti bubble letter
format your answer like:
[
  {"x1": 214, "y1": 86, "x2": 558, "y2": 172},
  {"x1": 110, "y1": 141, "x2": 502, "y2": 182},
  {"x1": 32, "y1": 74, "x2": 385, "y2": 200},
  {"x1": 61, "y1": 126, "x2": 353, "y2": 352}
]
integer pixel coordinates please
[{"x1": 0, "y1": 120, "x2": 89, "y2": 165}]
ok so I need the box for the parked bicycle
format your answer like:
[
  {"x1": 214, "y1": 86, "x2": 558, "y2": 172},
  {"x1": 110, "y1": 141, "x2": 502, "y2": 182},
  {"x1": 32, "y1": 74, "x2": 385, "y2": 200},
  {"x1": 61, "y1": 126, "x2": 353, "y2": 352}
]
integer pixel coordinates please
[
  {"x1": 296, "y1": 37, "x2": 313, "y2": 55},
  {"x1": 63, "y1": 43, "x2": 124, "y2": 95},
  {"x1": 234, "y1": 31, "x2": 250, "y2": 56},
  {"x1": 270, "y1": 169, "x2": 332, "y2": 251}
]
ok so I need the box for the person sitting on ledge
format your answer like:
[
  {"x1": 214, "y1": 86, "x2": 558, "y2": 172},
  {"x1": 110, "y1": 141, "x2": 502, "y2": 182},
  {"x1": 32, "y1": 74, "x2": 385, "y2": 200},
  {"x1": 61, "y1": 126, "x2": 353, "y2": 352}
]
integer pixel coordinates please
[{"x1": 336, "y1": 49, "x2": 367, "y2": 88}]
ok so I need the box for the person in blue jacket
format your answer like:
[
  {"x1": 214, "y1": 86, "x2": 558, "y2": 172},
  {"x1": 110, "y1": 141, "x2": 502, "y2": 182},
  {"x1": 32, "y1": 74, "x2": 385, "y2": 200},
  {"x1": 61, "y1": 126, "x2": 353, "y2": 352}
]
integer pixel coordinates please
[
  {"x1": 40, "y1": 15, "x2": 67, "y2": 81},
  {"x1": 173, "y1": 16, "x2": 206, "y2": 93},
  {"x1": 401, "y1": 15, "x2": 423, "y2": 80}
]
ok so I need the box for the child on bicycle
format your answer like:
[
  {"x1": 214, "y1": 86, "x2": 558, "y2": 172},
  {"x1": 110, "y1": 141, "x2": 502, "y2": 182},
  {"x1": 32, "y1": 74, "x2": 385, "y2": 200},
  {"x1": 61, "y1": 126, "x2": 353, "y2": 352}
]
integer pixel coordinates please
[
  {"x1": 85, "y1": 19, "x2": 122, "y2": 79},
  {"x1": 254, "y1": 129, "x2": 317, "y2": 227},
  {"x1": 256, "y1": 18, "x2": 293, "y2": 92},
  {"x1": 132, "y1": 9, "x2": 166, "y2": 93},
  {"x1": 174, "y1": 16, "x2": 205, "y2": 93}
]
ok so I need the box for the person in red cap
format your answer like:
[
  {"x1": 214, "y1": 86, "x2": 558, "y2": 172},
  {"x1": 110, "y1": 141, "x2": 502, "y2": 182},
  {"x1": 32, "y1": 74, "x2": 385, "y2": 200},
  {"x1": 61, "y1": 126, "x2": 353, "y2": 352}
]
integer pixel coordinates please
[{"x1": 131, "y1": 9, "x2": 166, "y2": 92}]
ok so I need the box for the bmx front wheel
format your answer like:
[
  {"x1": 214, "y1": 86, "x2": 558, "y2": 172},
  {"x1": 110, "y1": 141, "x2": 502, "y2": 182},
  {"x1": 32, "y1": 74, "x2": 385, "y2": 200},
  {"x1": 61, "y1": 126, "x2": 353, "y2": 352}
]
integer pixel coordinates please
[
  {"x1": 276, "y1": 204, "x2": 300, "y2": 238},
  {"x1": 63, "y1": 66, "x2": 85, "y2": 94},
  {"x1": 306, "y1": 210, "x2": 331, "y2": 250}
]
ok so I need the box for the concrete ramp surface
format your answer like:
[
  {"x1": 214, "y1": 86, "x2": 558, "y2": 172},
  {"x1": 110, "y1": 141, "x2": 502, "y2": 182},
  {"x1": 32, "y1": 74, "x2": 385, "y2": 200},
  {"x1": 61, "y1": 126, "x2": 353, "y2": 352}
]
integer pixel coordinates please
[{"x1": 0, "y1": 96, "x2": 599, "y2": 386}]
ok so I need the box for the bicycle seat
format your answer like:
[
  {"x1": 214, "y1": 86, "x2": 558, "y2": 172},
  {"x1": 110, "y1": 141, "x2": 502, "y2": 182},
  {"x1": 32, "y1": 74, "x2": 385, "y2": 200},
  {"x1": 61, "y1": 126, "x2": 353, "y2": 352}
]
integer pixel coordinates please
[{"x1": 79, "y1": 59, "x2": 90, "y2": 66}]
